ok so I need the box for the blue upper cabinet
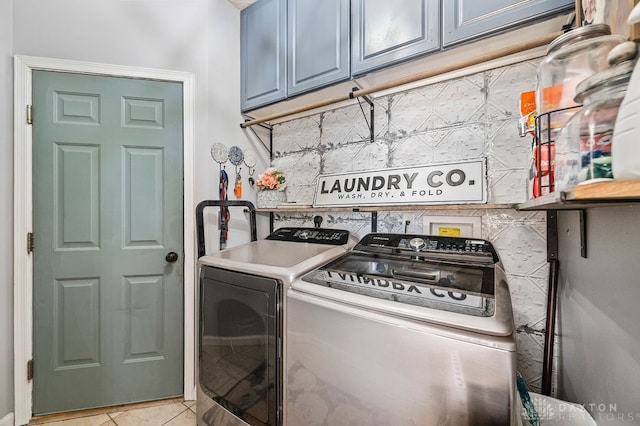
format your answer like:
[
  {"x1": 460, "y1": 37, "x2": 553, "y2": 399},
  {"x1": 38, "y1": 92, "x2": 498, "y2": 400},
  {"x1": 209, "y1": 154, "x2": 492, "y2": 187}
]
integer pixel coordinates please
[
  {"x1": 443, "y1": 0, "x2": 574, "y2": 47},
  {"x1": 351, "y1": 0, "x2": 440, "y2": 76},
  {"x1": 240, "y1": 0, "x2": 287, "y2": 112},
  {"x1": 240, "y1": 0, "x2": 575, "y2": 111},
  {"x1": 287, "y1": 0, "x2": 350, "y2": 96}
]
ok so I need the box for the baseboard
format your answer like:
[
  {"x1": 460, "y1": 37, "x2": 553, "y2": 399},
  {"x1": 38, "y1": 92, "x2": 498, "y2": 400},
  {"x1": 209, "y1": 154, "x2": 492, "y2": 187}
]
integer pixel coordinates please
[{"x1": 0, "y1": 412, "x2": 14, "y2": 426}]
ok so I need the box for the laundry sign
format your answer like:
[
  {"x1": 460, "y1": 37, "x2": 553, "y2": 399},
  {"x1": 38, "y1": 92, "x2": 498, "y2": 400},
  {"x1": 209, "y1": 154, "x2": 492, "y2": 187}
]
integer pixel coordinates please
[{"x1": 313, "y1": 159, "x2": 487, "y2": 207}]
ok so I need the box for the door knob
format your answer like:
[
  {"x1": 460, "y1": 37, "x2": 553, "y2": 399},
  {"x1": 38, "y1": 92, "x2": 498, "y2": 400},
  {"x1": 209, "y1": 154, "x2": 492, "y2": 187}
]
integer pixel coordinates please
[{"x1": 165, "y1": 251, "x2": 179, "y2": 263}]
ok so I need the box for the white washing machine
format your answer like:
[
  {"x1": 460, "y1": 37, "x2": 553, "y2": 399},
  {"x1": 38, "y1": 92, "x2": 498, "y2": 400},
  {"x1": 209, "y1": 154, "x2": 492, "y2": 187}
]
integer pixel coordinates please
[
  {"x1": 286, "y1": 233, "x2": 520, "y2": 426},
  {"x1": 196, "y1": 227, "x2": 353, "y2": 426}
]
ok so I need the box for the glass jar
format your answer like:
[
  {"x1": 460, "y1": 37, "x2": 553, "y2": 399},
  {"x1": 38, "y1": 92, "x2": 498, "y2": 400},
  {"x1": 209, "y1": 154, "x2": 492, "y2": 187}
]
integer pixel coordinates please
[
  {"x1": 536, "y1": 25, "x2": 625, "y2": 142},
  {"x1": 554, "y1": 42, "x2": 637, "y2": 191}
]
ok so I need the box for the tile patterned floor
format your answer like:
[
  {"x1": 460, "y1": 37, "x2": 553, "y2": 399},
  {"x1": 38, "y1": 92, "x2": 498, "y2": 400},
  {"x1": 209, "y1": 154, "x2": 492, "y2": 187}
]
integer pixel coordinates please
[{"x1": 29, "y1": 397, "x2": 196, "y2": 426}]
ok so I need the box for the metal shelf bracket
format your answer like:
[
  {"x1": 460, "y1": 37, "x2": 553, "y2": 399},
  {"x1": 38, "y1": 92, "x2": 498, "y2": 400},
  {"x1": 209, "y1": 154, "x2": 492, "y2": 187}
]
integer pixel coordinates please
[
  {"x1": 351, "y1": 87, "x2": 375, "y2": 143},
  {"x1": 242, "y1": 118, "x2": 273, "y2": 157}
]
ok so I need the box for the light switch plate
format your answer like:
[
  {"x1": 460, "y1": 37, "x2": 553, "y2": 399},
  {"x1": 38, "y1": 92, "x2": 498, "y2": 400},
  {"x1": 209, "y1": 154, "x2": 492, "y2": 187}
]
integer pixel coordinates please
[{"x1": 422, "y1": 215, "x2": 481, "y2": 238}]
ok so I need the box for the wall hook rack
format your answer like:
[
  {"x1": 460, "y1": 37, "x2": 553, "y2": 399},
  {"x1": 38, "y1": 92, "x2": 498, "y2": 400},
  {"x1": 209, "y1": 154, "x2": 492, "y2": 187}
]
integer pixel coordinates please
[{"x1": 351, "y1": 87, "x2": 375, "y2": 143}]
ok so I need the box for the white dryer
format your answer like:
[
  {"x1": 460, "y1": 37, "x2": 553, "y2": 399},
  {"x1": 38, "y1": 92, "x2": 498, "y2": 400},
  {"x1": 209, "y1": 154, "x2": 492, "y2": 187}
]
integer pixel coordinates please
[
  {"x1": 197, "y1": 227, "x2": 353, "y2": 426},
  {"x1": 286, "y1": 233, "x2": 520, "y2": 426}
]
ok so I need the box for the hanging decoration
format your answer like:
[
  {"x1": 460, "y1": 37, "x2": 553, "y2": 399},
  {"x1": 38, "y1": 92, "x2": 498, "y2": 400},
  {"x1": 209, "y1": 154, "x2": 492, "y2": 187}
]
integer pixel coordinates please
[
  {"x1": 211, "y1": 143, "x2": 230, "y2": 250},
  {"x1": 210, "y1": 143, "x2": 228, "y2": 164},
  {"x1": 219, "y1": 167, "x2": 230, "y2": 249},
  {"x1": 228, "y1": 145, "x2": 244, "y2": 198},
  {"x1": 243, "y1": 149, "x2": 257, "y2": 186}
]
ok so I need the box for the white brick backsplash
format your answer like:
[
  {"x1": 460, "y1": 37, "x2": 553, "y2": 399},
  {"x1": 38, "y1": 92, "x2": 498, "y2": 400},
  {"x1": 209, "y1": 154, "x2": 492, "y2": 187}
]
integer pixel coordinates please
[
  {"x1": 388, "y1": 90, "x2": 435, "y2": 136},
  {"x1": 322, "y1": 106, "x2": 368, "y2": 145},
  {"x1": 431, "y1": 124, "x2": 486, "y2": 162},
  {"x1": 389, "y1": 133, "x2": 436, "y2": 167},
  {"x1": 487, "y1": 119, "x2": 532, "y2": 171},
  {"x1": 324, "y1": 211, "x2": 375, "y2": 237},
  {"x1": 273, "y1": 115, "x2": 321, "y2": 151},
  {"x1": 516, "y1": 330, "x2": 546, "y2": 392},
  {"x1": 491, "y1": 225, "x2": 547, "y2": 276},
  {"x1": 321, "y1": 100, "x2": 389, "y2": 146},
  {"x1": 431, "y1": 76, "x2": 486, "y2": 125},
  {"x1": 271, "y1": 59, "x2": 549, "y2": 394},
  {"x1": 486, "y1": 61, "x2": 539, "y2": 121},
  {"x1": 272, "y1": 151, "x2": 321, "y2": 188},
  {"x1": 322, "y1": 140, "x2": 389, "y2": 174},
  {"x1": 509, "y1": 275, "x2": 548, "y2": 328},
  {"x1": 280, "y1": 185, "x2": 317, "y2": 206},
  {"x1": 486, "y1": 115, "x2": 532, "y2": 204},
  {"x1": 489, "y1": 168, "x2": 529, "y2": 204}
]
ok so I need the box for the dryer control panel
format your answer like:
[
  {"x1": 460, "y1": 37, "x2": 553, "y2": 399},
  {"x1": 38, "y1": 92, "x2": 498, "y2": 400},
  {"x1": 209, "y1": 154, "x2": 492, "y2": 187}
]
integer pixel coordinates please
[{"x1": 267, "y1": 227, "x2": 351, "y2": 245}]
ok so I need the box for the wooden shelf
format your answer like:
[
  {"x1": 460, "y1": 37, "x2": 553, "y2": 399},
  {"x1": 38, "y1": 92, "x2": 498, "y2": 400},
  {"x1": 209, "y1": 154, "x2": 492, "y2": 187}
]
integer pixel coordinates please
[
  {"x1": 518, "y1": 180, "x2": 640, "y2": 211},
  {"x1": 256, "y1": 181, "x2": 640, "y2": 213},
  {"x1": 256, "y1": 203, "x2": 518, "y2": 213}
]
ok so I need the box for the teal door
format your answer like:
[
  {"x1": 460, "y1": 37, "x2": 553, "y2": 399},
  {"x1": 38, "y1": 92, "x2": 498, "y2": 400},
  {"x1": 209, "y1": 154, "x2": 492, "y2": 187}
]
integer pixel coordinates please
[{"x1": 32, "y1": 71, "x2": 184, "y2": 415}]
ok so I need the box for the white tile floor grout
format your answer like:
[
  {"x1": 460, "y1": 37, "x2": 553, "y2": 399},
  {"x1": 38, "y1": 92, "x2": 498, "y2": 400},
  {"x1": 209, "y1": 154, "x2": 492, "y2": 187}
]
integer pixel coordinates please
[{"x1": 29, "y1": 397, "x2": 196, "y2": 426}]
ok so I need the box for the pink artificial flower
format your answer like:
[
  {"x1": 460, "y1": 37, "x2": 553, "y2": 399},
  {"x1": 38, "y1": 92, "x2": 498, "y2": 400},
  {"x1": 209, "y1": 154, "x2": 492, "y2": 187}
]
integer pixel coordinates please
[{"x1": 256, "y1": 168, "x2": 286, "y2": 190}]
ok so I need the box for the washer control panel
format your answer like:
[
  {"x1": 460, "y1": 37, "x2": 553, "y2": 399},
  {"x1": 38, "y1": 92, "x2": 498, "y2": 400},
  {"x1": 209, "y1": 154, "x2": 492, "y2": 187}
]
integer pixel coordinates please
[
  {"x1": 267, "y1": 227, "x2": 350, "y2": 245},
  {"x1": 355, "y1": 233, "x2": 498, "y2": 262}
]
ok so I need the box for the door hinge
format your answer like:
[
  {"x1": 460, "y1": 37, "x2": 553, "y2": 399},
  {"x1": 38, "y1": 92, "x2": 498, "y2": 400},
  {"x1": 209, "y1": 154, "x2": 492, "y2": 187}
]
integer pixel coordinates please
[
  {"x1": 26, "y1": 105, "x2": 33, "y2": 125},
  {"x1": 27, "y1": 232, "x2": 34, "y2": 254},
  {"x1": 27, "y1": 359, "x2": 33, "y2": 381}
]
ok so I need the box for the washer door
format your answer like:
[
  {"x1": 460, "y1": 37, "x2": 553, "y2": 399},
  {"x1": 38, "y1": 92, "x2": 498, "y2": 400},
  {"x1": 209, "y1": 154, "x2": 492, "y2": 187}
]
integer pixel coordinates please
[{"x1": 199, "y1": 267, "x2": 281, "y2": 426}]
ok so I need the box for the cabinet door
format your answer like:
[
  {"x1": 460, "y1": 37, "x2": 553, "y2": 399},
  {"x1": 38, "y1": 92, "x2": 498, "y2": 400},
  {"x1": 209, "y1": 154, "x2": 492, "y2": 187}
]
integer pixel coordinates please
[
  {"x1": 443, "y1": 0, "x2": 574, "y2": 47},
  {"x1": 351, "y1": 0, "x2": 440, "y2": 76},
  {"x1": 287, "y1": 0, "x2": 350, "y2": 96},
  {"x1": 241, "y1": 0, "x2": 287, "y2": 112}
]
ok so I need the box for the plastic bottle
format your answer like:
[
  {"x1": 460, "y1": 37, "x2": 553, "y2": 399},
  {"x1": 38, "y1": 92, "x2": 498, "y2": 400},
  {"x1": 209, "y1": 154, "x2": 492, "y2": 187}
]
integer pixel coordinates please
[{"x1": 612, "y1": 3, "x2": 640, "y2": 180}]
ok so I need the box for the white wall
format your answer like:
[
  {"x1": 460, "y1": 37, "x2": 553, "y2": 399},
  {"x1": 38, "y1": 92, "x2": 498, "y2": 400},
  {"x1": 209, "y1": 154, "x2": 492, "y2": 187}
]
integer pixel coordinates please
[
  {"x1": 204, "y1": 0, "x2": 271, "y2": 246},
  {"x1": 557, "y1": 207, "x2": 640, "y2": 425},
  {"x1": 1, "y1": 0, "x2": 14, "y2": 419},
  {"x1": 3, "y1": 0, "x2": 267, "y2": 420}
]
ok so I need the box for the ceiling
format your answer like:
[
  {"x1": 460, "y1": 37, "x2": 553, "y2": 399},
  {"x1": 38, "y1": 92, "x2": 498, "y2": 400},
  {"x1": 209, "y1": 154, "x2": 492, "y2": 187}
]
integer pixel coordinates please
[{"x1": 227, "y1": 0, "x2": 255, "y2": 10}]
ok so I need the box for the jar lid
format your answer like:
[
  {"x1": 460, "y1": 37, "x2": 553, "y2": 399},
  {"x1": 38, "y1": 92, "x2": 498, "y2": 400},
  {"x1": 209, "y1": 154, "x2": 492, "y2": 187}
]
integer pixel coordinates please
[
  {"x1": 547, "y1": 24, "x2": 612, "y2": 54},
  {"x1": 574, "y1": 60, "x2": 635, "y2": 103}
]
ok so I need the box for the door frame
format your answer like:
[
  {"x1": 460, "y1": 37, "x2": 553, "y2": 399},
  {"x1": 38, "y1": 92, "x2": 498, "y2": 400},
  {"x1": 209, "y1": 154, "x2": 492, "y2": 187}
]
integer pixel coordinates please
[{"x1": 13, "y1": 55, "x2": 196, "y2": 425}]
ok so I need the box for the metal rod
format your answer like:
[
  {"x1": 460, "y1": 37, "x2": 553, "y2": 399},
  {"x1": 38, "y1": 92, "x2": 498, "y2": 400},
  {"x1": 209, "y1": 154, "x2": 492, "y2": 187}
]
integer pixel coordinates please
[
  {"x1": 579, "y1": 209, "x2": 588, "y2": 258},
  {"x1": 542, "y1": 258, "x2": 560, "y2": 396},
  {"x1": 369, "y1": 100, "x2": 375, "y2": 143},
  {"x1": 269, "y1": 128, "x2": 274, "y2": 233},
  {"x1": 269, "y1": 212, "x2": 274, "y2": 234},
  {"x1": 240, "y1": 32, "x2": 563, "y2": 128},
  {"x1": 541, "y1": 210, "x2": 559, "y2": 394},
  {"x1": 269, "y1": 124, "x2": 273, "y2": 161}
]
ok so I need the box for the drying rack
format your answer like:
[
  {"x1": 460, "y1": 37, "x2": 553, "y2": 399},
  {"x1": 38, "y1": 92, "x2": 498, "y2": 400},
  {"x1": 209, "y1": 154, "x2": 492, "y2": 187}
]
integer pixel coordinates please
[{"x1": 195, "y1": 200, "x2": 257, "y2": 258}]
